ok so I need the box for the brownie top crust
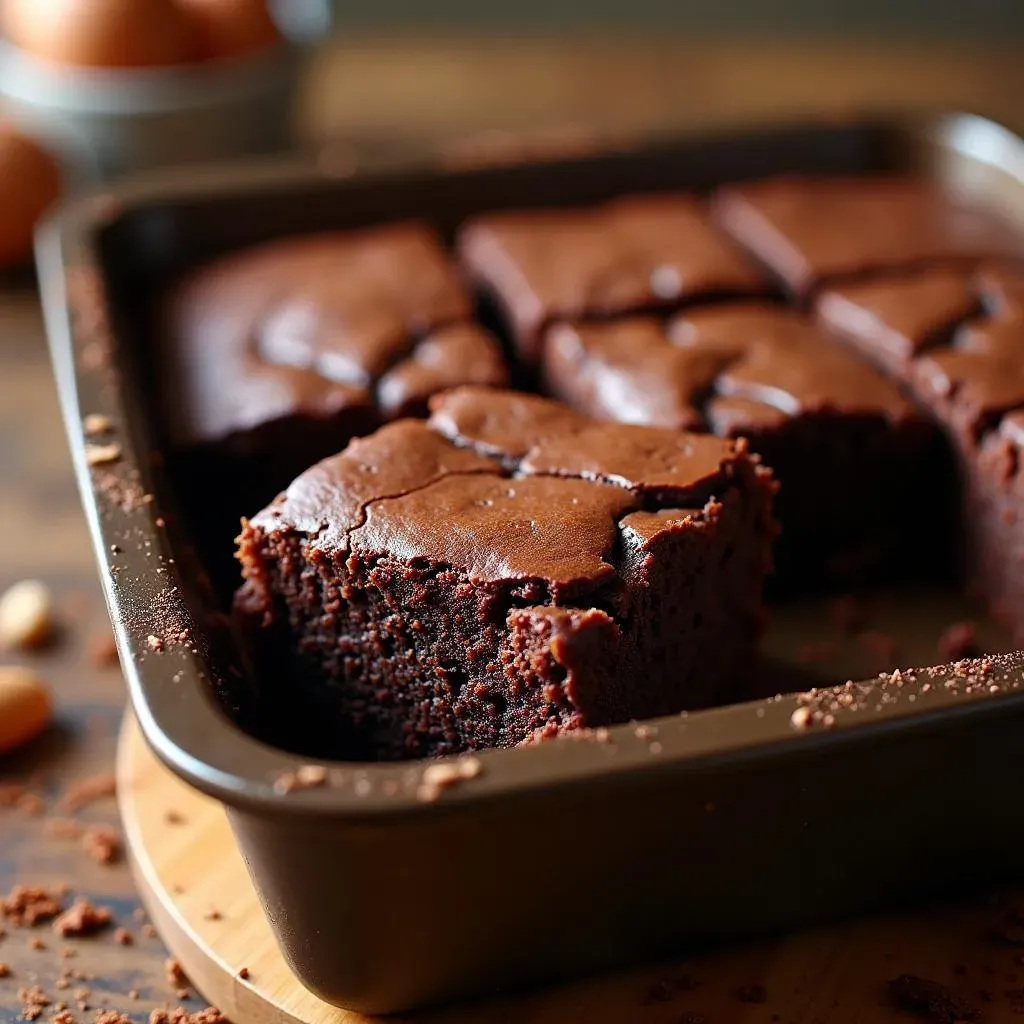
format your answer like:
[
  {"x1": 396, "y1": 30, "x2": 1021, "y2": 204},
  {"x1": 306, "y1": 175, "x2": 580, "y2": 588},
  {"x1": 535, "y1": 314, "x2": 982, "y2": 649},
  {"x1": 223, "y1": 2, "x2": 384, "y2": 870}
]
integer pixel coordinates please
[
  {"x1": 247, "y1": 387, "x2": 758, "y2": 596},
  {"x1": 458, "y1": 193, "x2": 769, "y2": 359},
  {"x1": 543, "y1": 302, "x2": 916, "y2": 436},
  {"x1": 714, "y1": 176, "x2": 1024, "y2": 297},
  {"x1": 161, "y1": 223, "x2": 506, "y2": 447},
  {"x1": 816, "y1": 265, "x2": 1024, "y2": 439}
]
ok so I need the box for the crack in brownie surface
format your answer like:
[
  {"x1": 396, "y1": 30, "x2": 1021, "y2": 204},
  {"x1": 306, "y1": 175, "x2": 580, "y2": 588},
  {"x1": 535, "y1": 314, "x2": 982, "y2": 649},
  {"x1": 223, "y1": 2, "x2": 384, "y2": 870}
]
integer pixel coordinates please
[
  {"x1": 459, "y1": 193, "x2": 770, "y2": 361},
  {"x1": 236, "y1": 388, "x2": 776, "y2": 759},
  {"x1": 160, "y1": 222, "x2": 508, "y2": 594},
  {"x1": 543, "y1": 303, "x2": 941, "y2": 583}
]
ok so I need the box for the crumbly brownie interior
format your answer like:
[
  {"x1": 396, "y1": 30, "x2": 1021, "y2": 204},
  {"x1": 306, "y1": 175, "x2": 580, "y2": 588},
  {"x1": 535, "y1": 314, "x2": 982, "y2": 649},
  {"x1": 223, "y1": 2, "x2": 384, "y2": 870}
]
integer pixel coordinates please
[{"x1": 236, "y1": 389, "x2": 775, "y2": 759}]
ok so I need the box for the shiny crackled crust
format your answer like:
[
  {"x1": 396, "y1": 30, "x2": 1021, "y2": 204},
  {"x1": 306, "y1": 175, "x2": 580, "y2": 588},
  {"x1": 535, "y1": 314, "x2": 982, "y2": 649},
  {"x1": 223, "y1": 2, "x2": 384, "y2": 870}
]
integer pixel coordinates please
[{"x1": 236, "y1": 388, "x2": 776, "y2": 759}]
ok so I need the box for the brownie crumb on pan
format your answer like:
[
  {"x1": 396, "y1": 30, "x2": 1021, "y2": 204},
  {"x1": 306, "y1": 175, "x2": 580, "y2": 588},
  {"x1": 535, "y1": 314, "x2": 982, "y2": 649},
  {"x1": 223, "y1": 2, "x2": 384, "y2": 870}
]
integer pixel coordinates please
[{"x1": 236, "y1": 387, "x2": 777, "y2": 759}]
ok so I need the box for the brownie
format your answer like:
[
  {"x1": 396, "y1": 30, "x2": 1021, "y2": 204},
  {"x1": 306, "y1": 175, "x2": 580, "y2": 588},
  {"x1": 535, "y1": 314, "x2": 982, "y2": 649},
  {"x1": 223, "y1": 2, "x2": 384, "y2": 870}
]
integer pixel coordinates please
[
  {"x1": 543, "y1": 303, "x2": 942, "y2": 583},
  {"x1": 714, "y1": 177, "x2": 1024, "y2": 298},
  {"x1": 818, "y1": 265, "x2": 1024, "y2": 638},
  {"x1": 235, "y1": 388, "x2": 776, "y2": 759},
  {"x1": 159, "y1": 223, "x2": 508, "y2": 592},
  {"x1": 458, "y1": 193, "x2": 770, "y2": 362}
]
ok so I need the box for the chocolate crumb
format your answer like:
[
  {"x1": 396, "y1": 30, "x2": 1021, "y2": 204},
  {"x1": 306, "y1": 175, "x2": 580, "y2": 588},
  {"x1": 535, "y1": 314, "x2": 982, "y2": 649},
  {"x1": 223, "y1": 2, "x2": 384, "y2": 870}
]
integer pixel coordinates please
[
  {"x1": 146, "y1": 635, "x2": 164, "y2": 652},
  {"x1": 94, "y1": 1014, "x2": 131, "y2": 1024},
  {"x1": 1, "y1": 885, "x2": 63, "y2": 926},
  {"x1": 165, "y1": 958, "x2": 188, "y2": 989},
  {"x1": 28, "y1": 936, "x2": 46, "y2": 950},
  {"x1": 888, "y1": 974, "x2": 979, "y2": 1022},
  {"x1": 203, "y1": 909, "x2": 222, "y2": 922},
  {"x1": 82, "y1": 414, "x2": 112, "y2": 436},
  {"x1": 84, "y1": 443, "x2": 121, "y2": 467},
  {"x1": 737, "y1": 982, "x2": 767, "y2": 1004},
  {"x1": 164, "y1": 810, "x2": 185, "y2": 826},
  {"x1": 81, "y1": 825, "x2": 122, "y2": 865},
  {"x1": 175, "y1": 987, "x2": 191, "y2": 1001},
  {"x1": 790, "y1": 706, "x2": 812, "y2": 729},
  {"x1": 416, "y1": 757, "x2": 484, "y2": 802},
  {"x1": 113, "y1": 928, "x2": 133, "y2": 946},
  {"x1": 128, "y1": 990, "x2": 139, "y2": 1000},
  {"x1": 52, "y1": 898, "x2": 112, "y2": 937},
  {"x1": 50, "y1": 1010, "x2": 76, "y2": 1024},
  {"x1": 0, "y1": 961, "x2": 9, "y2": 977},
  {"x1": 238, "y1": 967, "x2": 250, "y2": 980}
]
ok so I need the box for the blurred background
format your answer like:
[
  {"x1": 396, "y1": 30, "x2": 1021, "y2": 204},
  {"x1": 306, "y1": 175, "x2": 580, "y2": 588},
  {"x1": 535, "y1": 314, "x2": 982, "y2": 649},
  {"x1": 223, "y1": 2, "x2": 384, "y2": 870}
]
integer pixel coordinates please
[
  {"x1": 329, "y1": 0, "x2": 1024, "y2": 37},
  {"x1": 1, "y1": 0, "x2": 1024, "y2": 273}
]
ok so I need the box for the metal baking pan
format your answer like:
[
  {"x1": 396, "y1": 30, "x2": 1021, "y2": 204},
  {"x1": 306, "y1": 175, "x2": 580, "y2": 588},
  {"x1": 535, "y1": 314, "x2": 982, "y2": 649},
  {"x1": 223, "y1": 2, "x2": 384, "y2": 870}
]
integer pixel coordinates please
[{"x1": 38, "y1": 113, "x2": 1024, "y2": 1015}]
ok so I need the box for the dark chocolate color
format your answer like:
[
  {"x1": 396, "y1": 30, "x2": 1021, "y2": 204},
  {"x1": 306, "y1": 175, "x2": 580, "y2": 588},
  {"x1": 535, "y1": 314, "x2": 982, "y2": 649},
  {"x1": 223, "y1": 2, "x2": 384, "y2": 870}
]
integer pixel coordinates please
[
  {"x1": 236, "y1": 388, "x2": 776, "y2": 758},
  {"x1": 544, "y1": 304, "x2": 939, "y2": 582},
  {"x1": 714, "y1": 176, "x2": 1024, "y2": 297},
  {"x1": 818, "y1": 265, "x2": 1024, "y2": 640},
  {"x1": 159, "y1": 223, "x2": 507, "y2": 591},
  {"x1": 459, "y1": 193, "x2": 769, "y2": 360}
]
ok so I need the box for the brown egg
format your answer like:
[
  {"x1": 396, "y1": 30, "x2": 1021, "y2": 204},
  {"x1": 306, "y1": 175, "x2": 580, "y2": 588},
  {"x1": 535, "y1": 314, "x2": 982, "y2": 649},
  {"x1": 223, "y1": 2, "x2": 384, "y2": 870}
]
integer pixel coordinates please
[
  {"x1": 0, "y1": 125, "x2": 61, "y2": 270},
  {"x1": 176, "y1": 0, "x2": 281, "y2": 61},
  {"x1": 1, "y1": 0, "x2": 200, "y2": 68}
]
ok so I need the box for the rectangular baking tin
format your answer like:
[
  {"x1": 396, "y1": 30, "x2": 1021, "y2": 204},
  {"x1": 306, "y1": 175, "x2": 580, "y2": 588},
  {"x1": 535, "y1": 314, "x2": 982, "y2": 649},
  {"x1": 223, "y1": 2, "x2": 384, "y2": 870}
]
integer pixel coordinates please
[{"x1": 39, "y1": 113, "x2": 1024, "y2": 1015}]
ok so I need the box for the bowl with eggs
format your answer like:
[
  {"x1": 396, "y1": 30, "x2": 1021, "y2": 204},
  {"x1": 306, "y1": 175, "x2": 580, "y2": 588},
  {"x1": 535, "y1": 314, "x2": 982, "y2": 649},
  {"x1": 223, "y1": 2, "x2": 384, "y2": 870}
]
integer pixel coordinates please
[{"x1": 0, "y1": 0, "x2": 324, "y2": 179}]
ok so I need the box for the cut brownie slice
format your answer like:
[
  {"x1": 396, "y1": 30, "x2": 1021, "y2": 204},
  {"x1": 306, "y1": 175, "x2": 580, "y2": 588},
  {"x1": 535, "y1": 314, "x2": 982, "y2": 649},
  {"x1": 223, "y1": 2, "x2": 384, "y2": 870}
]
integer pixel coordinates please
[
  {"x1": 543, "y1": 303, "x2": 942, "y2": 584},
  {"x1": 159, "y1": 223, "x2": 508, "y2": 593},
  {"x1": 818, "y1": 265, "x2": 1024, "y2": 639},
  {"x1": 236, "y1": 388, "x2": 776, "y2": 760},
  {"x1": 458, "y1": 193, "x2": 769, "y2": 361},
  {"x1": 714, "y1": 177, "x2": 1024, "y2": 298}
]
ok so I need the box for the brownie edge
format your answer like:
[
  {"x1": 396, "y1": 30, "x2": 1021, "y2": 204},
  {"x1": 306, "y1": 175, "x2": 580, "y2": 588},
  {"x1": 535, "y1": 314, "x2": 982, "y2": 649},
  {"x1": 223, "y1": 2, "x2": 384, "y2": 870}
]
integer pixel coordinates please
[{"x1": 235, "y1": 388, "x2": 777, "y2": 760}]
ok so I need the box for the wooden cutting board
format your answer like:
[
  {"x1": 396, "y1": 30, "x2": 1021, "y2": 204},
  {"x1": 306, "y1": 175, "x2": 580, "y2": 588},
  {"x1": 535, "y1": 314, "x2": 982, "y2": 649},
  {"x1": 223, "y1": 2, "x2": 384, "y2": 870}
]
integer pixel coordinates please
[{"x1": 116, "y1": 713, "x2": 1024, "y2": 1023}]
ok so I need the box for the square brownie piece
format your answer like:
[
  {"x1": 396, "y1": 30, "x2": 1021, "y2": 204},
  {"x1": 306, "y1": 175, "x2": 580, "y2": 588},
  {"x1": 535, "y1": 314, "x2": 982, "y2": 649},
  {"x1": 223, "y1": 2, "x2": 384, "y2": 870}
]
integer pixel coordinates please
[
  {"x1": 818, "y1": 265, "x2": 1024, "y2": 638},
  {"x1": 543, "y1": 303, "x2": 943, "y2": 584},
  {"x1": 458, "y1": 193, "x2": 769, "y2": 362},
  {"x1": 714, "y1": 177, "x2": 1024, "y2": 298},
  {"x1": 159, "y1": 223, "x2": 508, "y2": 591},
  {"x1": 235, "y1": 388, "x2": 776, "y2": 760}
]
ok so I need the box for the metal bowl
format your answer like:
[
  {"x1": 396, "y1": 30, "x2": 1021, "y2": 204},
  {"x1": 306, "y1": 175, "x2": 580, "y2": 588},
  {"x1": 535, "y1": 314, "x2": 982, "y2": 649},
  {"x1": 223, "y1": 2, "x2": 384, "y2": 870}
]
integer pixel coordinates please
[{"x1": 0, "y1": 39, "x2": 305, "y2": 181}]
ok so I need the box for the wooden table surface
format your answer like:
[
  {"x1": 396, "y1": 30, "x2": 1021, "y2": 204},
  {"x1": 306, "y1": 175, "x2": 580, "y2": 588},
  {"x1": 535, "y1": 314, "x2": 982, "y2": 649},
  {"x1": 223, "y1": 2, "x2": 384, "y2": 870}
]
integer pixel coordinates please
[{"x1": 3, "y1": 36, "x2": 1024, "y2": 1023}]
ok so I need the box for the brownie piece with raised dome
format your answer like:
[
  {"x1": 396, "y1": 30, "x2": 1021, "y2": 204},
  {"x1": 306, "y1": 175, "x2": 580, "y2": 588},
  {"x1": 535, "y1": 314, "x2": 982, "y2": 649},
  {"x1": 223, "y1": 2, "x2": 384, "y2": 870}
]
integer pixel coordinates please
[
  {"x1": 714, "y1": 177, "x2": 1024, "y2": 298},
  {"x1": 458, "y1": 193, "x2": 770, "y2": 361},
  {"x1": 235, "y1": 388, "x2": 776, "y2": 760},
  {"x1": 543, "y1": 303, "x2": 941, "y2": 583}
]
